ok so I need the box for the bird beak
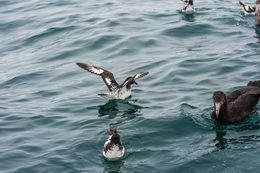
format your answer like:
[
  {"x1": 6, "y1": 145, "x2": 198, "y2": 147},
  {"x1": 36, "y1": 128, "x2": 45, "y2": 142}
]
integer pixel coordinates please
[{"x1": 215, "y1": 102, "x2": 221, "y2": 119}]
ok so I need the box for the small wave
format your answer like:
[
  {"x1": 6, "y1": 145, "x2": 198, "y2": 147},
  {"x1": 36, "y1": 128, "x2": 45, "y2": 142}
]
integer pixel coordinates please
[
  {"x1": 86, "y1": 35, "x2": 122, "y2": 51},
  {"x1": 23, "y1": 26, "x2": 76, "y2": 46},
  {"x1": 162, "y1": 23, "x2": 217, "y2": 38},
  {"x1": 0, "y1": 72, "x2": 47, "y2": 89},
  {"x1": 0, "y1": 19, "x2": 34, "y2": 32},
  {"x1": 40, "y1": 49, "x2": 80, "y2": 63},
  {"x1": 33, "y1": 90, "x2": 61, "y2": 98},
  {"x1": 179, "y1": 103, "x2": 214, "y2": 130},
  {"x1": 145, "y1": 12, "x2": 176, "y2": 19},
  {"x1": 105, "y1": 20, "x2": 120, "y2": 27}
]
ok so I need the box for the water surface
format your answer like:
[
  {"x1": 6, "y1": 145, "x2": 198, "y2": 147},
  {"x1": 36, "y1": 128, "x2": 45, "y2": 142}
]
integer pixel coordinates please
[{"x1": 0, "y1": 0, "x2": 260, "y2": 172}]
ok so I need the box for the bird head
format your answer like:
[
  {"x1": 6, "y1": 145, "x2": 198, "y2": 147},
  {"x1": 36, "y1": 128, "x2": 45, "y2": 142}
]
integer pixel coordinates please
[
  {"x1": 106, "y1": 128, "x2": 117, "y2": 136},
  {"x1": 183, "y1": 0, "x2": 193, "y2": 5},
  {"x1": 111, "y1": 133, "x2": 121, "y2": 145},
  {"x1": 212, "y1": 91, "x2": 226, "y2": 119},
  {"x1": 124, "y1": 77, "x2": 138, "y2": 86}
]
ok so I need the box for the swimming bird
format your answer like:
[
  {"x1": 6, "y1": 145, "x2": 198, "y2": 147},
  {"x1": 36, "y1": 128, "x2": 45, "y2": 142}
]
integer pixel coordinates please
[
  {"x1": 211, "y1": 80, "x2": 260, "y2": 124},
  {"x1": 239, "y1": 1, "x2": 256, "y2": 15},
  {"x1": 103, "y1": 129, "x2": 125, "y2": 160},
  {"x1": 76, "y1": 63, "x2": 149, "y2": 100},
  {"x1": 182, "y1": 0, "x2": 195, "y2": 14}
]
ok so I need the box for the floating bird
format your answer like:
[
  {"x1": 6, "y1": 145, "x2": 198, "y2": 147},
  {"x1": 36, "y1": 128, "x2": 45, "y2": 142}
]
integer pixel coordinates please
[
  {"x1": 239, "y1": 1, "x2": 256, "y2": 15},
  {"x1": 103, "y1": 129, "x2": 125, "y2": 160},
  {"x1": 76, "y1": 63, "x2": 149, "y2": 100},
  {"x1": 211, "y1": 80, "x2": 260, "y2": 124},
  {"x1": 182, "y1": 0, "x2": 195, "y2": 14}
]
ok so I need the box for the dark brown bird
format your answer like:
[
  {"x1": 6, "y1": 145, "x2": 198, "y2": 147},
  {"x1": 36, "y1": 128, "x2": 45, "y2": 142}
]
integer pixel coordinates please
[{"x1": 211, "y1": 80, "x2": 260, "y2": 124}]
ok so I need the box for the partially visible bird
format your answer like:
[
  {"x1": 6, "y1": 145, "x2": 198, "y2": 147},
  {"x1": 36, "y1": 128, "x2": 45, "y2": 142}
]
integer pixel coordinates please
[
  {"x1": 239, "y1": 1, "x2": 256, "y2": 15},
  {"x1": 103, "y1": 129, "x2": 125, "y2": 160},
  {"x1": 76, "y1": 63, "x2": 149, "y2": 100},
  {"x1": 211, "y1": 80, "x2": 260, "y2": 124},
  {"x1": 182, "y1": 0, "x2": 195, "y2": 14}
]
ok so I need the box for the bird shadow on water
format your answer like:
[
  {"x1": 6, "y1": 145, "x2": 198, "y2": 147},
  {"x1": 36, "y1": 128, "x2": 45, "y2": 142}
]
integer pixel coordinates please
[
  {"x1": 213, "y1": 114, "x2": 260, "y2": 150},
  {"x1": 102, "y1": 159, "x2": 124, "y2": 173},
  {"x1": 98, "y1": 97, "x2": 144, "y2": 126},
  {"x1": 181, "y1": 13, "x2": 195, "y2": 22}
]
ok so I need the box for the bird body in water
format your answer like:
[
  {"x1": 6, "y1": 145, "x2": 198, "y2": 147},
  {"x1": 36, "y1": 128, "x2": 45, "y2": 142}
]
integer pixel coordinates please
[
  {"x1": 211, "y1": 80, "x2": 260, "y2": 124},
  {"x1": 103, "y1": 129, "x2": 125, "y2": 160}
]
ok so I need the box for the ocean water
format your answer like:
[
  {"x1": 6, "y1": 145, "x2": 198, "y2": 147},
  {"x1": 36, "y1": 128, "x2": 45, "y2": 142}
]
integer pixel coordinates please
[{"x1": 0, "y1": 0, "x2": 260, "y2": 172}]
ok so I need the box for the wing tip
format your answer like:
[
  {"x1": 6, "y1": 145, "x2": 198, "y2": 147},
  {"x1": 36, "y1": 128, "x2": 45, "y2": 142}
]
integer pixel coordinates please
[
  {"x1": 142, "y1": 71, "x2": 149, "y2": 77},
  {"x1": 76, "y1": 62, "x2": 93, "y2": 71},
  {"x1": 76, "y1": 62, "x2": 85, "y2": 68}
]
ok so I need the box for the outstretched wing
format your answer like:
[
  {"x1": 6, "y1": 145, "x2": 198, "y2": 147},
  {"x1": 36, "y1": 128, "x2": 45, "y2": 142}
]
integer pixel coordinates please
[
  {"x1": 133, "y1": 72, "x2": 149, "y2": 81},
  {"x1": 122, "y1": 72, "x2": 149, "y2": 87},
  {"x1": 76, "y1": 63, "x2": 119, "y2": 91}
]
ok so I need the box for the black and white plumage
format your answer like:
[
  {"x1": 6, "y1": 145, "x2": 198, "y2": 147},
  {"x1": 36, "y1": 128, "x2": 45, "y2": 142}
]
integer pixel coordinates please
[
  {"x1": 211, "y1": 80, "x2": 260, "y2": 124},
  {"x1": 76, "y1": 62, "x2": 149, "y2": 100},
  {"x1": 182, "y1": 0, "x2": 195, "y2": 14},
  {"x1": 103, "y1": 129, "x2": 125, "y2": 160},
  {"x1": 239, "y1": 1, "x2": 256, "y2": 15}
]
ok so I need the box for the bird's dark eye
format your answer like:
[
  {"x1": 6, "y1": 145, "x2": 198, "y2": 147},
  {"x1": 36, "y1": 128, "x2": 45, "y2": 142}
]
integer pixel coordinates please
[{"x1": 215, "y1": 96, "x2": 221, "y2": 102}]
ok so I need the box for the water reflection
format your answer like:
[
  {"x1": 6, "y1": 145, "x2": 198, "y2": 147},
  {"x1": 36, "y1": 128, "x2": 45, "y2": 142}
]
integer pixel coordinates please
[
  {"x1": 98, "y1": 100, "x2": 119, "y2": 119},
  {"x1": 214, "y1": 129, "x2": 228, "y2": 150},
  {"x1": 182, "y1": 13, "x2": 195, "y2": 22},
  {"x1": 213, "y1": 117, "x2": 260, "y2": 150},
  {"x1": 98, "y1": 99, "x2": 143, "y2": 124},
  {"x1": 103, "y1": 159, "x2": 124, "y2": 173}
]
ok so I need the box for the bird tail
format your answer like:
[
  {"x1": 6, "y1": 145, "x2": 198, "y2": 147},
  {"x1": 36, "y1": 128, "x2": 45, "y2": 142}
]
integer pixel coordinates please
[
  {"x1": 98, "y1": 93, "x2": 116, "y2": 100},
  {"x1": 247, "y1": 80, "x2": 260, "y2": 88}
]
